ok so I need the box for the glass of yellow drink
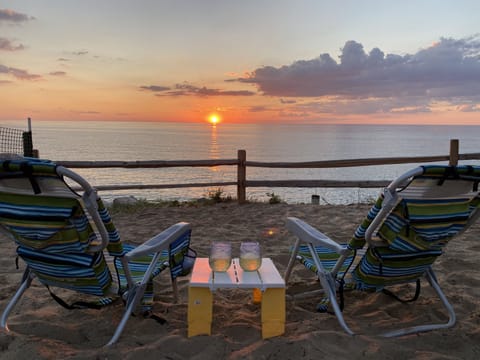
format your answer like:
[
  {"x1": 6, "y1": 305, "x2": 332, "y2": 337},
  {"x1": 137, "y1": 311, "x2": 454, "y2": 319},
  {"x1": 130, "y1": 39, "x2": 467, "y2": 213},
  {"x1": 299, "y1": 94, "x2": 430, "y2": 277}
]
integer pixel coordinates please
[
  {"x1": 209, "y1": 242, "x2": 232, "y2": 272},
  {"x1": 239, "y1": 242, "x2": 262, "y2": 271}
]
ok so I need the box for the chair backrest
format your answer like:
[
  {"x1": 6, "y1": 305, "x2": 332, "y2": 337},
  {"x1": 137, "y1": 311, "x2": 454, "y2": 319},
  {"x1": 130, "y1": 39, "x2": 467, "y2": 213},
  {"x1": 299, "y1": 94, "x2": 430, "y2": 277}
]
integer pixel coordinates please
[
  {"x1": 348, "y1": 165, "x2": 480, "y2": 289},
  {"x1": 0, "y1": 157, "x2": 194, "y2": 297},
  {"x1": 0, "y1": 158, "x2": 117, "y2": 295}
]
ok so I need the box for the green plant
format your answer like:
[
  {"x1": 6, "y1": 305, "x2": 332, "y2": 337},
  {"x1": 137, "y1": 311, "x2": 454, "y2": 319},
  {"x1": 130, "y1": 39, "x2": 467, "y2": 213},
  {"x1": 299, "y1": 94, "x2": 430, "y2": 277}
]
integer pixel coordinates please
[
  {"x1": 108, "y1": 197, "x2": 157, "y2": 214},
  {"x1": 205, "y1": 188, "x2": 232, "y2": 203},
  {"x1": 266, "y1": 192, "x2": 282, "y2": 204},
  {"x1": 207, "y1": 188, "x2": 224, "y2": 202}
]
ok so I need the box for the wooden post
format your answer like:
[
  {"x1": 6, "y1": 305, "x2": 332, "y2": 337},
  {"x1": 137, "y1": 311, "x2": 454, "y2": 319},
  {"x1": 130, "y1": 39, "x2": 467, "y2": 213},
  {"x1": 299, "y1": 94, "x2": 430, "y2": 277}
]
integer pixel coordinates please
[
  {"x1": 449, "y1": 139, "x2": 459, "y2": 166},
  {"x1": 22, "y1": 131, "x2": 34, "y2": 157},
  {"x1": 22, "y1": 117, "x2": 34, "y2": 157},
  {"x1": 237, "y1": 149, "x2": 246, "y2": 204}
]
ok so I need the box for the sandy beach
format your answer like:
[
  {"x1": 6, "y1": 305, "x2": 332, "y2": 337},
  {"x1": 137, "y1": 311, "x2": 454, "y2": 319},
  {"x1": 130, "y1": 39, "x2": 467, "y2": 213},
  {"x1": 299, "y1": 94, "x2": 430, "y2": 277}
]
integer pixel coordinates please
[{"x1": 1, "y1": 201, "x2": 479, "y2": 359}]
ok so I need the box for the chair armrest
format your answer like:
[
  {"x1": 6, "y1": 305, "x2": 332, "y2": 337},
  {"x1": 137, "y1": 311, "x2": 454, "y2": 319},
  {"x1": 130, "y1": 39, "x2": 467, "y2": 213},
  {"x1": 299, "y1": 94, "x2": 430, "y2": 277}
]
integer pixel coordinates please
[
  {"x1": 124, "y1": 222, "x2": 191, "y2": 260},
  {"x1": 286, "y1": 217, "x2": 349, "y2": 255}
]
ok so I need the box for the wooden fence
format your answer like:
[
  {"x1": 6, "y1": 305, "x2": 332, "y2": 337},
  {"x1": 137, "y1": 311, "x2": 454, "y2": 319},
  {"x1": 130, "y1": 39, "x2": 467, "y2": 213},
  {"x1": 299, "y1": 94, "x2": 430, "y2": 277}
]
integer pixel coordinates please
[{"x1": 56, "y1": 139, "x2": 480, "y2": 204}]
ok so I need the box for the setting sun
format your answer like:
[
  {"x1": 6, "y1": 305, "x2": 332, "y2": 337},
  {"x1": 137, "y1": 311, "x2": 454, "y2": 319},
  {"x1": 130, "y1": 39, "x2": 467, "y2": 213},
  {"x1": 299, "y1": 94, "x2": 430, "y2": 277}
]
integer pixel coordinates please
[{"x1": 208, "y1": 113, "x2": 221, "y2": 125}]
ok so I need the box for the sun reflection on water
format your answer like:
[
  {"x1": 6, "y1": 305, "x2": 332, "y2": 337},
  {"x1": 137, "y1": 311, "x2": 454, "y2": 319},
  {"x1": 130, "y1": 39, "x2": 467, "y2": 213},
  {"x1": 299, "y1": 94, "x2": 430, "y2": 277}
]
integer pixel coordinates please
[{"x1": 209, "y1": 124, "x2": 219, "y2": 172}]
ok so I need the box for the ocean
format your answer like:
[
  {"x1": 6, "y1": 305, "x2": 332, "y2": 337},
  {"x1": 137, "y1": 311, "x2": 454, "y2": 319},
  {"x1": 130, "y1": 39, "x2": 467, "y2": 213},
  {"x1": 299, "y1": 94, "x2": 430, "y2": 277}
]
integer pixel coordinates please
[{"x1": 2, "y1": 120, "x2": 480, "y2": 204}]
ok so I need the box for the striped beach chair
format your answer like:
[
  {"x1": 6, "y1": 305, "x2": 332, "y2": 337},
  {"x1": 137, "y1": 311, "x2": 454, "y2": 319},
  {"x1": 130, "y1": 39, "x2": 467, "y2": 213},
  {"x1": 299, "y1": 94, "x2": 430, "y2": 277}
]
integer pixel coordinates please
[
  {"x1": 285, "y1": 165, "x2": 480, "y2": 337},
  {"x1": 0, "y1": 157, "x2": 194, "y2": 346}
]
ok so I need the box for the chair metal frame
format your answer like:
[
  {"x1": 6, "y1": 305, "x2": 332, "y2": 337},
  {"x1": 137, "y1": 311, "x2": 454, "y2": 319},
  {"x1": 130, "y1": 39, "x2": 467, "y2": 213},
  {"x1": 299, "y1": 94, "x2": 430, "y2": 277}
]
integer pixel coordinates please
[
  {"x1": 285, "y1": 166, "x2": 478, "y2": 337},
  {"x1": 0, "y1": 164, "x2": 192, "y2": 346}
]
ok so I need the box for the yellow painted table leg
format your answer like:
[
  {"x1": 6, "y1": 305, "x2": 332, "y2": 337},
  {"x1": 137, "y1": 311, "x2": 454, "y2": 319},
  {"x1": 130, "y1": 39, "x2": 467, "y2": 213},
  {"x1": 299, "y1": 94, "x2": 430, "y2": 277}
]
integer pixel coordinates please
[
  {"x1": 188, "y1": 287, "x2": 213, "y2": 337},
  {"x1": 261, "y1": 288, "x2": 285, "y2": 339}
]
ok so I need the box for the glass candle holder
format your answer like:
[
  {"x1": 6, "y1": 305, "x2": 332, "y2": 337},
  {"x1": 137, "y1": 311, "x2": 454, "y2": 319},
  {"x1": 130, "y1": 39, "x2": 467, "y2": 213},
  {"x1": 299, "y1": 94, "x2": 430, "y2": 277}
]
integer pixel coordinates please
[
  {"x1": 239, "y1": 242, "x2": 262, "y2": 271},
  {"x1": 208, "y1": 242, "x2": 232, "y2": 272}
]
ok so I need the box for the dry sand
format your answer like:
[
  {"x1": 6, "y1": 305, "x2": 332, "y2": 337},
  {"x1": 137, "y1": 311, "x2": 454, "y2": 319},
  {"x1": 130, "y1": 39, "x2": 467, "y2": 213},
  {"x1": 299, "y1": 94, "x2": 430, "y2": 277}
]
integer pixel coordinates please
[{"x1": 1, "y1": 202, "x2": 479, "y2": 359}]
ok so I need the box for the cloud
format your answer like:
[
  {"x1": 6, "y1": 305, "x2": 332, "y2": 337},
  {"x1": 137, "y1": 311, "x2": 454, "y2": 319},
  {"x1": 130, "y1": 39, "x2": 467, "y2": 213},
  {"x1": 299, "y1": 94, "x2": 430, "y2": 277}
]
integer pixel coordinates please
[
  {"x1": 0, "y1": 64, "x2": 42, "y2": 80},
  {"x1": 0, "y1": 37, "x2": 24, "y2": 51},
  {"x1": 72, "y1": 50, "x2": 88, "y2": 56},
  {"x1": 249, "y1": 105, "x2": 271, "y2": 112},
  {"x1": 140, "y1": 85, "x2": 170, "y2": 92},
  {"x1": 0, "y1": 8, "x2": 34, "y2": 23},
  {"x1": 457, "y1": 104, "x2": 480, "y2": 112},
  {"x1": 236, "y1": 35, "x2": 480, "y2": 113},
  {"x1": 77, "y1": 111, "x2": 100, "y2": 114},
  {"x1": 289, "y1": 96, "x2": 433, "y2": 116},
  {"x1": 141, "y1": 82, "x2": 256, "y2": 97},
  {"x1": 49, "y1": 71, "x2": 66, "y2": 76}
]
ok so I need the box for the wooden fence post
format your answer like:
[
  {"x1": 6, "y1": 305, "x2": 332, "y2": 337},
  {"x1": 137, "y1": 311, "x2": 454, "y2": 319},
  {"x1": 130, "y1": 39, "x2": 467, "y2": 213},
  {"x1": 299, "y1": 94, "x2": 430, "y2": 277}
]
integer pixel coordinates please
[
  {"x1": 237, "y1": 149, "x2": 246, "y2": 204},
  {"x1": 449, "y1": 139, "x2": 459, "y2": 166},
  {"x1": 22, "y1": 131, "x2": 34, "y2": 157}
]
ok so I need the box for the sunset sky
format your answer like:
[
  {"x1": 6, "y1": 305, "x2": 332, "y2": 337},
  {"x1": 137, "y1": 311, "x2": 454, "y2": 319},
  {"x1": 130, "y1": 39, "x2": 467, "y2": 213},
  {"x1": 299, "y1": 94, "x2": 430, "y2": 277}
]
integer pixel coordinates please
[{"x1": 1, "y1": 1, "x2": 480, "y2": 125}]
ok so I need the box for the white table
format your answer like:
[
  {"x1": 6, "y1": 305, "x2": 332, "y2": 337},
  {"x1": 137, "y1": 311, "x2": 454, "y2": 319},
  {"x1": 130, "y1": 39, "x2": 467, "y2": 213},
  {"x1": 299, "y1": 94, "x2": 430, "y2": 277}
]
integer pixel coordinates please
[{"x1": 188, "y1": 257, "x2": 285, "y2": 339}]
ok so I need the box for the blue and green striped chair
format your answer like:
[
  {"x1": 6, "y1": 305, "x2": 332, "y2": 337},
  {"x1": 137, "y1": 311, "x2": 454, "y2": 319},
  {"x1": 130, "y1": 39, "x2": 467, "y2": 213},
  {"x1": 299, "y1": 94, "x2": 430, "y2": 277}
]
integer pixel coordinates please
[
  {"x1": 0, "y1": 157, "x2": 194, "y2": 346},
  {"x1": 285, "y1": 165, "x2": 480, "y2": 337}
]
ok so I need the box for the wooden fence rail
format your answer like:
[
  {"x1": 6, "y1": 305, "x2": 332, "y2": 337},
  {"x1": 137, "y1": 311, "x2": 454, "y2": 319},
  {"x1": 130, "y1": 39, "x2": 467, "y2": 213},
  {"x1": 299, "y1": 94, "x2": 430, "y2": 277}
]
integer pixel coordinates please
[{"x1": 56, "y1": 139, "x2": 480, "y2": 204}]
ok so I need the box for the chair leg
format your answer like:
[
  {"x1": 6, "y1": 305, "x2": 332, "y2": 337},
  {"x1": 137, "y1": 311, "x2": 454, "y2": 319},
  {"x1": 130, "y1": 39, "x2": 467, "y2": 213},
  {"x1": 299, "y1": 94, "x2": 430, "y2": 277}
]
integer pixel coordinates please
[
  {"x1": 1, "y1": 269, "x2": 34, "y2": 331},
  {"x1": 107, "y1": 251, "x2": 171, "y2": 346},
  {"x1": 317, "y1": 272, "x2": 355, "y2": 336},
  {"x1": 106, "y1": 283, "x2": 146, "y2": 347},
  {"x1": 382, "y1": 268, "x2": 456, "y2": 337},
  {"x1": 284, "y1": 238, "x2": 301, "y2": 283},
  {"x1": 171, "y1": 278, "x2": 179, "y2": 303}
]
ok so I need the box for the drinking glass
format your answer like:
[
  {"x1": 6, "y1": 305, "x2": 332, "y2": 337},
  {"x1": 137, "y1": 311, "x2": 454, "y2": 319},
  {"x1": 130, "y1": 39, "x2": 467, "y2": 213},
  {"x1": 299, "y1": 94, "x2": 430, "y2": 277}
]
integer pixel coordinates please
[
  {"x1": 239, "y1": 242, "x2": 262, "y2": 271},
  {"x1": 208, "y1": 242, "x2": 232, "y2": 272}
]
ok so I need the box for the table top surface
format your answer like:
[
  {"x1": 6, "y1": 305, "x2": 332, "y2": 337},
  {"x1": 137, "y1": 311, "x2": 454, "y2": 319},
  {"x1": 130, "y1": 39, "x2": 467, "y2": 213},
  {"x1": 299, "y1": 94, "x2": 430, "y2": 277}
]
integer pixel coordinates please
[{"x1": 190, "y1": 257, "x2": 285, "y2": 290}]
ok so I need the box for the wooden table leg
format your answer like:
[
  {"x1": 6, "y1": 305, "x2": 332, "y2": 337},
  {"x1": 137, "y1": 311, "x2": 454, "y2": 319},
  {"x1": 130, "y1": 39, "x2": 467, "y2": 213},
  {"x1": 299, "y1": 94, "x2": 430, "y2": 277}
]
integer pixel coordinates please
[
  {"x1": 261, "y1": 287, "x2": 285, "y2": 339},
  {"x1": 188, "y1": 286, "x2": 213, "y2": 337}
]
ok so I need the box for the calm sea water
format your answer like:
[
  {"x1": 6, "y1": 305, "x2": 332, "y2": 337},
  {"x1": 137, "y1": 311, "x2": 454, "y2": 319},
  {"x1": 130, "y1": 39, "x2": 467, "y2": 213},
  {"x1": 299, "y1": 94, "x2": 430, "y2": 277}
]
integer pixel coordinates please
[{"x1": 2, "y1": 120, "x2": 480, "y2": 204}]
